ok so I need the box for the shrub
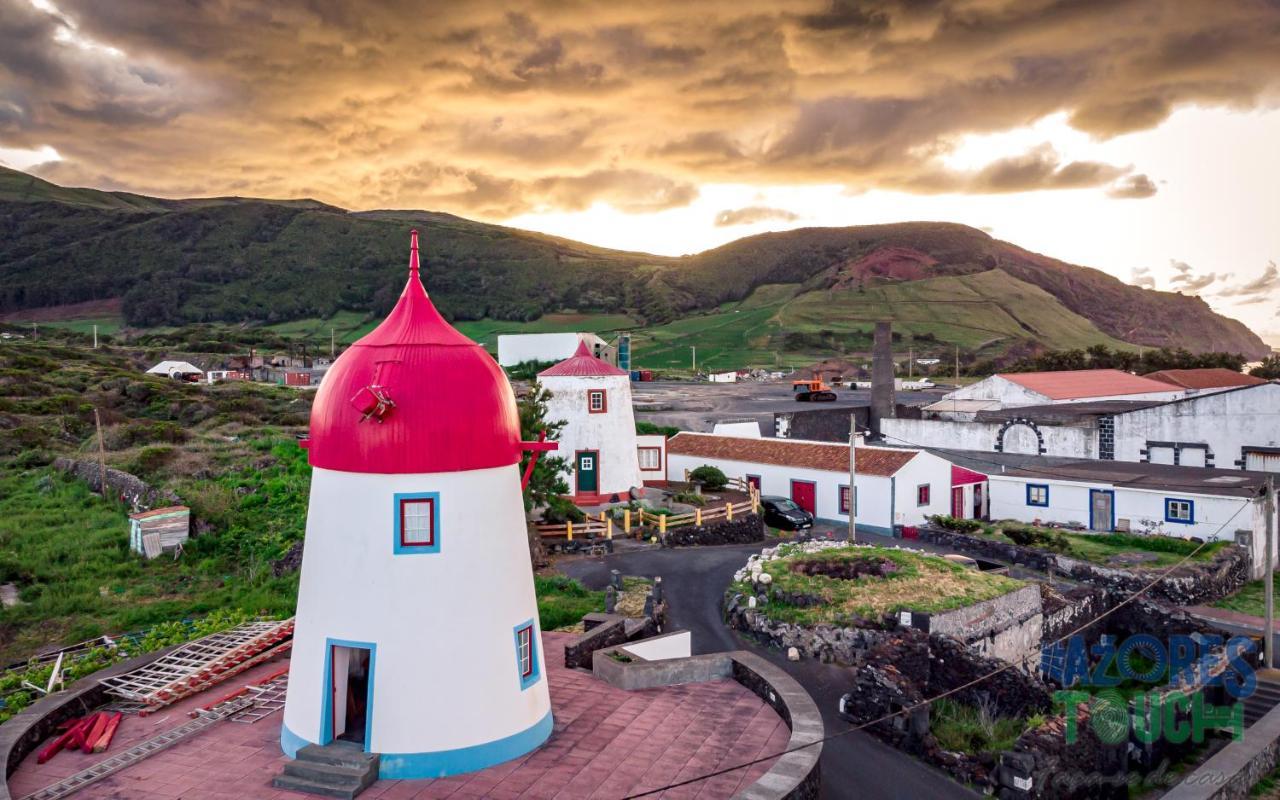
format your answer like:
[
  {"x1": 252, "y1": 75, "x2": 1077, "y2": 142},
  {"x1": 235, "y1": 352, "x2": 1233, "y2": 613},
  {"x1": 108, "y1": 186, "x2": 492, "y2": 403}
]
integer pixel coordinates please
[
  {"x1": 927, "y1": 514, "x2": 983, "y2": 534},
  {"x1": 999, "y1": 522, "x2": 1070, "y2": 552},
  {"x1": 672, "y1": 490, "x2": 706, "y2": 507},
  {"x1": 689, "y1": 465, "x2": 728, "y2": 491},
  {"x1": 542, "y1": 495, "x2": 586, "y2": 524}
]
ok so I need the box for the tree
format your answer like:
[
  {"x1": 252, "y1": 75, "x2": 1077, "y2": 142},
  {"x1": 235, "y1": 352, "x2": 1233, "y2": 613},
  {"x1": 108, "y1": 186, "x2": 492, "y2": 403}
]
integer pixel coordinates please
[
  {"x1": 517, "y1": 384, "x2": 569, "y2": 511},
  {"x1": 1252, "y1": 354, "x2": 1280, "y2": 380}
]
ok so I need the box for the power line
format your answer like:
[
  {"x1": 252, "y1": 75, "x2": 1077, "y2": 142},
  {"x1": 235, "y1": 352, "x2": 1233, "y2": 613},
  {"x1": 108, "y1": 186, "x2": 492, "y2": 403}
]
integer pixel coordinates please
[{"x1": 621, "y1": 501, "x2": 1254, "y2": 799}]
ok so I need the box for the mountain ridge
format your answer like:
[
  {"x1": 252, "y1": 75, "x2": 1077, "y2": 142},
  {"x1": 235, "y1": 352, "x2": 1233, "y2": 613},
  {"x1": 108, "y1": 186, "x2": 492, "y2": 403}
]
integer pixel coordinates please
[{"x1": 0, "y1": 166, "x2": 1267, "y2": 357}]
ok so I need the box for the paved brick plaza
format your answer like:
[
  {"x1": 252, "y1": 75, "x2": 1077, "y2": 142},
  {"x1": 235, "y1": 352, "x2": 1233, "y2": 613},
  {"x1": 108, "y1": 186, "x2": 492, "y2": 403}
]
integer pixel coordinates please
[{"x1": 9, "y1": 633, "x2": 787, "y2": 799}]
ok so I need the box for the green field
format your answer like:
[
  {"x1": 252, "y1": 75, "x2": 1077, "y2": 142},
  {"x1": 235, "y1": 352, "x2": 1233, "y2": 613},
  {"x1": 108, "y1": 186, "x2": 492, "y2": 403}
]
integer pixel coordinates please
[
  {"x1": 456, "y1": 313, "x2": 638, "y2": 350},
  {"x1": 37, "y1": 316, "x2": 126, "y2": 336}
]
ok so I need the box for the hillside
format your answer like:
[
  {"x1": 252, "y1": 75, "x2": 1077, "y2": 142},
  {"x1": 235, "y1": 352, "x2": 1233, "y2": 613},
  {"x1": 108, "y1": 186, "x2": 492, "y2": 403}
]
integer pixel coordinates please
[{"x1": 0, "y1": 166, "x2": 1267, "y2": 358}]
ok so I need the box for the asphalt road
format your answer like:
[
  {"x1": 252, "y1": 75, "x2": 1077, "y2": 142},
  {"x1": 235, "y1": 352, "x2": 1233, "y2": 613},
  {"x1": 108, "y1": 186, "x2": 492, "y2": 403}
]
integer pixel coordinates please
[{"x1": 559, "y1": 541, "x2": 977, "y2": 800}]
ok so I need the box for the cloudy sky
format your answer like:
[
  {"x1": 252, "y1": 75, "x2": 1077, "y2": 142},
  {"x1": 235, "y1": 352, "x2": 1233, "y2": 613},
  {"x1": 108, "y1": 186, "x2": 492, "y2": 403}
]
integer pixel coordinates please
[{"x1": 2, "y1": 0, "x2": 1279, "y2": 341}]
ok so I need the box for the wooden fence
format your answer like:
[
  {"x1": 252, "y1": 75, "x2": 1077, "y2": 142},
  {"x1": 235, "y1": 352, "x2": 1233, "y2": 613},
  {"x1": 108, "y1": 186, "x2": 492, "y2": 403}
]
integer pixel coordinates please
[{"x1": 536, "y1": 487, "x2": 760, "y2": 542}]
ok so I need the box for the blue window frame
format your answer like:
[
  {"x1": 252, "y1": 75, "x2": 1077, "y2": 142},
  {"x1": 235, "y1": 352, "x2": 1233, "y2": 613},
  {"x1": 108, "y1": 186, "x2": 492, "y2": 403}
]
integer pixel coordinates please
[
  {"x1": 1026, "y1": 484, "x2": 1049, "y2": 507},
  {"x1": 513, "y1": 619, "x2": 541, "y2": 690},
  {"x1": 1165, "y1": 497, "x2": 1195, "y2": 524},
  {"x1": 393, "y1": 492, "x2": 441, "y2": 554}
]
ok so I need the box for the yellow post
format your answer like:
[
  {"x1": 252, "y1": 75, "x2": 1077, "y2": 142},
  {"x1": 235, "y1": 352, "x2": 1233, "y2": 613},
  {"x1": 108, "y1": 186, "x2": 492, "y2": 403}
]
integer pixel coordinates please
[
  {"x1": 607, "y1": 518, "x2": 614, "y2": 539},
  {"x1": 752, "y1": 489, "x2": 759, "y2": 513},
  {"x1": 600, "y1": 511, "x2": 607, "y2": 522},
  {"x1": 727, "y1": 502, "x2": 733, "y2": 522},
  {"x1": 660, "y1": 514, "x2": 667, "y2": 534},
  {"x1": 566, "y1": 521, "x2": 573, "y2": 541},
  {"x1": 695, "y1": 508, "x2": 702, "y2": 526},
  {"x1": 624, "y1": 509, "x2": 632, "y2": 533}
]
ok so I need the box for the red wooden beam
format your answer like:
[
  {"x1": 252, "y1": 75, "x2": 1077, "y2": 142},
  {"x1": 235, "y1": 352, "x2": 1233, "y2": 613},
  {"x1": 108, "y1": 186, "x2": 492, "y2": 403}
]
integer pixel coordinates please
[
  {"x1": 91, "y1": 712, "x2": 123, "y2": 754},
  {"x1": 520, "y1": 431, "x2": 557, "y2": 492},
  {"x1": 81, "y1": 713, "x2": 110, "y2": 754}
]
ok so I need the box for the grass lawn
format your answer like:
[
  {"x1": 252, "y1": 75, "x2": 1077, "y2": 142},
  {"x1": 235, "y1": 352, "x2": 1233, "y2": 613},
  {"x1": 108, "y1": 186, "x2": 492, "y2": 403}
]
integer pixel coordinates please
[
  {"x1": 456, "y1": 312, "x2": 638, "y2": 351},
  {"x1": 735, "y1": 545, "x2": 1023, "y2": 626},
  {"x1": 533, "y1": 575, "x2": 604, "y2": 630},
  {"x1": 38, "y1": 316, "x2": 125, "y2": 336},
  {"x1": 937, "y1": 518, "x2": 1228, "y2": 568},
  {"x1": 1212, "y1": 574, "x2": 1280, "y2": 619}
]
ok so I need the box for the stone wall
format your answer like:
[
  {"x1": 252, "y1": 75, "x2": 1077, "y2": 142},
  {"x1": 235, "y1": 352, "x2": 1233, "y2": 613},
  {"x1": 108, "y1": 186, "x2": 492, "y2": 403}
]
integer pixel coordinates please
[
  {"x1": 920, "y1": 584, "x2": 1043, "y2": 664},
  {"x1": 52, "y1": 457, "x2": 181, "y2": 511},
  {"x1": 921, "y1": 526, "x2": 1250, "y2": 606},
  {"x1": 662, "y1": 512, "x2": 765, "y2": 547}
]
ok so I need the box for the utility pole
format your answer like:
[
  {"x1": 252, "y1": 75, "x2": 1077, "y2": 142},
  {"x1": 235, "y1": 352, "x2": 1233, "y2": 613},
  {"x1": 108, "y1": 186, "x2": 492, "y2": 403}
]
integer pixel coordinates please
[
  {"x1": 92, "y1": 324, "x2": 98, "y2": 349},
  {"x1": 1267, "y1": 474, "x2": 1276, "y2": 670},
  {"x1": 848, "y1": 416, "x2": 857, "y2": 542},
  {"x1": 691, "y1": 346, "x2": 697, "y2": 373},
  {"x1": 31, "y1": 322, "x2": 37, "y2": 341},
  {"x1": 93, "y1": 408, "x2": 108, "y2": 501},
  {"x1": 330, "y1": 328, "x2": 336, "y2": 359},
  {"x1": 954, "y1": 345, "x2": 960, "y2": 382},
  {"x1": 908, "y1": 346, "x2": 914, "y2": 379}
]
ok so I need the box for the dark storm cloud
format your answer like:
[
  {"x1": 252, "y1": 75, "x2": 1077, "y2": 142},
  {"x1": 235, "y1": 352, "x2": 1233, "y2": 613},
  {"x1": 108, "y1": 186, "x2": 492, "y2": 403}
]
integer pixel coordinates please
[
  {"x1": 6, "y1": 0, "x2": 1280, "y2": 213},
  {"x1": 714, "y1": 206, "x2": 800, "y2": 226}
]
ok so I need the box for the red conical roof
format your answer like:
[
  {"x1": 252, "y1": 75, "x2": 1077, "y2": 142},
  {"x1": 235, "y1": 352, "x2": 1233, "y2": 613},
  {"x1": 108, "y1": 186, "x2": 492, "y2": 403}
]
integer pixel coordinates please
[
  {"x1": 306, "y1": 230, "x2": 522, "y2": 474},
  {"x1": 538, "y1": 339, "x2": 628, "y2": 378}
]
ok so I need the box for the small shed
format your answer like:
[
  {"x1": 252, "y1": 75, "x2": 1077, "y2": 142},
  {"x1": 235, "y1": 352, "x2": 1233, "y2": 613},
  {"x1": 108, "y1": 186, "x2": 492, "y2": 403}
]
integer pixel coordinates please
[{"x1": 129, "y1": 506, "x2": 190, "y2": 558}]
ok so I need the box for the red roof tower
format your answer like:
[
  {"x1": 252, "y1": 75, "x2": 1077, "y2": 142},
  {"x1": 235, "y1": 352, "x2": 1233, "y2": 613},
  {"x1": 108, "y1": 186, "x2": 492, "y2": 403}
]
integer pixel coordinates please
[
  {"x1": 306, "y1": 230, "x2": 522, "y2": 474},
  {"x1": 537, "y1": 339, "x2": 628, "y2": 378}
]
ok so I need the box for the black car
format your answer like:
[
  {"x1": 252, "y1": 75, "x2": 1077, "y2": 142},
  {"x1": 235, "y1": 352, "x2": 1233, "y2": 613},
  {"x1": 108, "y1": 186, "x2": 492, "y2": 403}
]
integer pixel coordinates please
[{"x1": 760, "y1": 495, "x2": 814, "y2": 531}]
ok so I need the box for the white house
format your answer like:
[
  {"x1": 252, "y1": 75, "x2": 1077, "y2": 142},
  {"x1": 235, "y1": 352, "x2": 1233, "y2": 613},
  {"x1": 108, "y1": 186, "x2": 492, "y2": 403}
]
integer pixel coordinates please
[
  {"x1": 881, "y1": 382, "x2": 1280, "y2": 473},
  {"x1": 282, "y1": 231, "x2": 552, "y2": 778},
  {"x1": 497, "y1": 332, "x2": 609, "y2": 368},
  {"x1": 539, "y1": 341, "x2": 644, "y2": 503},
  {"x1": 146, "y1": 360, "x2": 203, "y2": 380},
  {"x1": 986, "y1": 459, "x2": 1276, "y2": 578},
  {"x1": 664, "y1": 432, "x2": 962, "y2": 534},
  {"x1": 636, "y1": 433, "x2": 667, "y2": 484},
  {"x1": 940, "y1": 370, "x2": 1184, "y2": 408}
]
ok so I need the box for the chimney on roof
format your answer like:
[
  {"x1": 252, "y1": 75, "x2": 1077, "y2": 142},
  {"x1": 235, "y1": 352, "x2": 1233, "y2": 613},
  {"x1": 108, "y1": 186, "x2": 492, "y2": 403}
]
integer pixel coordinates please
[{"x1": 870, "y1": 320, "x2": 896, "y2": 433}]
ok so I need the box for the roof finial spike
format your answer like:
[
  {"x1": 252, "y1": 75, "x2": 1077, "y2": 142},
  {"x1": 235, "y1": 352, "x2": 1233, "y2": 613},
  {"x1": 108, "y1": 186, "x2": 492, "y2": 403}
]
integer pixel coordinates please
[{"x1": 409, "y1": 228, "x2": 420, "y2": 275}]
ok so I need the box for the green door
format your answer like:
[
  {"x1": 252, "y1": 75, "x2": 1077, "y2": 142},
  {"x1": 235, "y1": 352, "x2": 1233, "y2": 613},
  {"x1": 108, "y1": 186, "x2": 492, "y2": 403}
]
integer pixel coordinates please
[{"x1": 576, "y1": 451, "x2": 599, "y2": 494}]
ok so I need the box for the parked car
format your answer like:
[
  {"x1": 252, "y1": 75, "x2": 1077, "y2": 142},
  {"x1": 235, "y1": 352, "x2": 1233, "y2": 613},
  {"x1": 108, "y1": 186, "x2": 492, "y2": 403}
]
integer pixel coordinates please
[{"x1": 760, "y1": 495, "x2": 814, "y2": 531}]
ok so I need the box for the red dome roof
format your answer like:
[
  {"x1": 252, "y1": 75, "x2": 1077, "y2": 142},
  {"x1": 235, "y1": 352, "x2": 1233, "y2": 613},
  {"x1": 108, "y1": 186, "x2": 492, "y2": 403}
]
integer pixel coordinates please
[
  {"x1": 538, "y1": 340, "x2": 628, "y2": 378},
  {"x1": 306, "y1": 230, "x2": 522, "y2": 474}
]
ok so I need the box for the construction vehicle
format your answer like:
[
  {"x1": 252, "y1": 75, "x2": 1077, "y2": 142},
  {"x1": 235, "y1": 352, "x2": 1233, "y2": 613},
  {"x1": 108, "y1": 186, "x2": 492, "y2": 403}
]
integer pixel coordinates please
[{"x1": 792, "y1": 379, "x2": 837, "y2": 402}]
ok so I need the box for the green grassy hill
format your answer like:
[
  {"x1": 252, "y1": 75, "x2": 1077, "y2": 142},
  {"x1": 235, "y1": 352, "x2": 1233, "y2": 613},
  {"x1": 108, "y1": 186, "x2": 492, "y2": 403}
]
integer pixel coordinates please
[{"x1": 0, "y1": 166, "x2": 1267, "y2": 359}]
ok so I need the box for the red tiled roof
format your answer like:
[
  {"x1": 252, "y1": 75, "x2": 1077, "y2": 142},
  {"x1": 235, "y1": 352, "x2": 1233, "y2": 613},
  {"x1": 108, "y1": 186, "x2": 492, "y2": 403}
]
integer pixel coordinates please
[
  {"x1": 1141, "y1": 368, "x2": 1267, "y2": 390},
  {"x1": 667, "y1": 433, "x2": 917, "y2": 476},
  {"x1": 997, "y1": 369, "x2": 1177, "y2": 400},
  {"x1": 538, "y1": 339, "x2": 628, "y2": 378}
]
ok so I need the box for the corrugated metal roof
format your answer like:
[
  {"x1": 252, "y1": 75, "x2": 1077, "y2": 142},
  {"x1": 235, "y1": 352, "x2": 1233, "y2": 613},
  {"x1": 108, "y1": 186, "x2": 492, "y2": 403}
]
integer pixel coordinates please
[
  {"x1": 1142, "y1": 368, "x2": 1268, "y2": 390},
  {"x1": 129, "y1": 505, "x2": 189, "y2": 520},
  {"x1": 666, "y1": 432, "x2": 917, "y2": 476},
  {"x1": 538, "y1": 340, "x2": 628, "y2": 378},
  {"x1": 997, "y1": 370, "x2": 1178, "y2": 400}
]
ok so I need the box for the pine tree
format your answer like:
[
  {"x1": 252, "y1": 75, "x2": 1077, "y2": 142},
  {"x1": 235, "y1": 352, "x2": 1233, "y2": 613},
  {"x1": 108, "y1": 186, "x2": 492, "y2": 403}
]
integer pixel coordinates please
[{"x1": 517, "y1": 383, "x2": 570, "y2": 511}]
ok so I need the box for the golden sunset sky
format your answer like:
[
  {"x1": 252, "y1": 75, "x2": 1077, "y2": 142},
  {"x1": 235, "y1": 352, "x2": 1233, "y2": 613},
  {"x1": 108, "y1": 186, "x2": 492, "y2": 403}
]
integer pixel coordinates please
[{"x1": 2, "y1": 0, "x2": 1278, "y2": 341}]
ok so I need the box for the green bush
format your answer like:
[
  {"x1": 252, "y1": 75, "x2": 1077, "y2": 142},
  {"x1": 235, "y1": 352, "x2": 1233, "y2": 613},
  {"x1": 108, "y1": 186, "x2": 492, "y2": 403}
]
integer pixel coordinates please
[
  {"x1": 999, "y1": 522, "x2": 1070, "y2": 552},
  {"x1": 636, "y1": 421, "x2": 680, "y2": 437},
  {"x1": 672, "y1": 491, "x2": 706, "y2": 507},
  {"x1": 689, "y1": 465, "x2": 728, "y2": 490},
  {"x1": 542, "y1": 495, "x2": 585, "y2": 524},
  {"x1": 927, "y1": 514, "x2": 983, "y2": 534}
]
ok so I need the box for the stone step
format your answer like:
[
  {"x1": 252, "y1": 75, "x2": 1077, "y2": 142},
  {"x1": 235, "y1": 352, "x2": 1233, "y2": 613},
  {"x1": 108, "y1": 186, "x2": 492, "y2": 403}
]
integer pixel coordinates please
[
  {"x1": 283, "y1": 759, "x2": 374, "y2": 789},
  {"x1": 271, "y1": 774, "x2": 362, "y2": 799},
  {"x1": 296, "y1": 743, "x2": 379, "y2": 770}
]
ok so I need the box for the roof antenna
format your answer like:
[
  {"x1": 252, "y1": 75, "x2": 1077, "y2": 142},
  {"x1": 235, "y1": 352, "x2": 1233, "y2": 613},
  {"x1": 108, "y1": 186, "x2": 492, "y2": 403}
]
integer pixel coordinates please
[{"x1": 409, "y1": 228, "x2": 420, "y2": 276}]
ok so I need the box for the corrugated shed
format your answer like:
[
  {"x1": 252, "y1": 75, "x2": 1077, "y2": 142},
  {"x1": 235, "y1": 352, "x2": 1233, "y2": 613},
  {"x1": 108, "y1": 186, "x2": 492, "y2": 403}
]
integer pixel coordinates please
[
  {"x1": 666, "y1": 432, "x2": 917, "y2": 476},
  {"x1": 538, "y1": 340, "x2": 628, "y2": 378},
  {"x1": 998, "y1": 369, "x2": 1177, "y2": 400}
]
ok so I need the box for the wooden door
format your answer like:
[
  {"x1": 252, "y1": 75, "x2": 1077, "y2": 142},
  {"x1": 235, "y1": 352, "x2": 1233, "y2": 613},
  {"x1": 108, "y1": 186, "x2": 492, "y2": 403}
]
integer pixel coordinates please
[
  {"x1": 951, "y1": 486, "x2": 965, "y2": 518},
  {"x1": 790, "y1": 480, "x2": 816, "y2": 514},
  {"x1": 1089, "y1": 489, "x2": 1114, "y2": 532},
  {"x1": 576, "y1": 451, "x2": 599, "y2": 493}
]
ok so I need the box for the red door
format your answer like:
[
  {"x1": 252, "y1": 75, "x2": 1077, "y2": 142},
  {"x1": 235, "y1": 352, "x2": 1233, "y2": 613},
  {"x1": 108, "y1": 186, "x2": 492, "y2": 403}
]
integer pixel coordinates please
[
  {"x1": 746, "y1": 475, "x2": 762, "y2": 491},
  {"x1": 790, "y1": 480, "x2": 816, "y2": 514},
  {"x1": 951, "y1": 486, "x2": 965, "y2": 518}
]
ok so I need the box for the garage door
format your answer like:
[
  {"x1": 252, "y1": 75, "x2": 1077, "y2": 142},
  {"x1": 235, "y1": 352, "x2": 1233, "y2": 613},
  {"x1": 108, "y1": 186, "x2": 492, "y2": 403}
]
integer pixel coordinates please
[
  {"x1": 1245, "y1": 450, "x2": 1280, "y2": 473},
  {"x1": 1180, "y1": 448, "x2": 1206, "y2": 468},
  {"x1": 1148, "y1": 446, "x2": 1175, "y2": 465}
]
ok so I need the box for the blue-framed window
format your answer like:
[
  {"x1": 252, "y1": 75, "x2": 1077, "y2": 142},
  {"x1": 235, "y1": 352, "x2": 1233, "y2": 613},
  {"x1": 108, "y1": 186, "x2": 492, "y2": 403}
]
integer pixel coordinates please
[
  {"x1": 1165, "y1": 498, "x2": 1195, "y2": 524},
  {"x1": 513, "y1": 619, "x2": 541, "y2": 690},
  {"x1": 393, "y1": 492, "x2": 441, "y2": 554},
  {"x1": 1026, "y1": 484, "x2": 1049, "y2": 507}
]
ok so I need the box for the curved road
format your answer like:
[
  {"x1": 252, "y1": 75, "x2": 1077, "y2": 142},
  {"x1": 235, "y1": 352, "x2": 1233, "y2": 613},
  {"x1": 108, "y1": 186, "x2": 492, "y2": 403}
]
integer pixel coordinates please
[{"x1": 559, "y1": 542, "x2": 977, "y2": 800}]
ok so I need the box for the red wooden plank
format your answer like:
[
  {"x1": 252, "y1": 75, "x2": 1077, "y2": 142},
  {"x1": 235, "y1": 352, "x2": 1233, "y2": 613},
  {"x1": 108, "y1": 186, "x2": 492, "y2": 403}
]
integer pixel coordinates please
[
  {"x1": 81, "y1": 712, "x2": 110, "y2": 753},
  {"x1": 91, "y1": 712, "x2": 123, "y2": 754}
]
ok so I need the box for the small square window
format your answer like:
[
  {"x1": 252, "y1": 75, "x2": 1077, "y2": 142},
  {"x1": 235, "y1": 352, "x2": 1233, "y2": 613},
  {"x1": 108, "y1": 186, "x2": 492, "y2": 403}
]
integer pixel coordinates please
[
  {"x1": 917, "y1": 484, "x2": 930, "y2": 506},
  {"x1": 1027, "y1": 484, "x2": 1049, "y2": 507},
  {"x1": 394, "y1": 492, "x2": 440, "y2": 554},
  {"x1": 1165, "y1": 498, "x2": 1194, "y2": 524},
  {"x1": 587, "y1": 389, "x2": 607, "y2": 413},
  {"x1": 638, "y1": 446, "x2": 662, "y2": 471}
]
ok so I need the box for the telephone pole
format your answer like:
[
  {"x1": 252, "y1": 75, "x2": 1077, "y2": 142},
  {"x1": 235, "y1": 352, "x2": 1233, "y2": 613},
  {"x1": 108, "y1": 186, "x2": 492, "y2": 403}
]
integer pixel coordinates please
[
  {"x1": 691, "y1": 346, "x2": 696, "y2": 373},
  {"x1": 92, "y1": 324, "x2": 98, "y2": 349},
  {"x1": 954, "y1": 345, "x2": 960, "y2": 382},
  {"x1": 1267, "y1": 474, "x2": 1276, "y2": 669},
  {"x1": 330, "y1": 328, "x2": 336, "y2": 359},
  {"x1": 848, "y1": 416, "x2": 857, "y2": 542}
]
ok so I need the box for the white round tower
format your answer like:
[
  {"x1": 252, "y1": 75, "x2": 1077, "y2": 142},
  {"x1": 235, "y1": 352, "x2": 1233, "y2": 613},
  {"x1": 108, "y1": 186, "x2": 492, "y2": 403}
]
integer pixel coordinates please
[
  {"x1": 281, "y1": 231, "x2": 552, "y2": 778},
  {"x1": 538, "y1": 342, "x2": 644, "y2": 503}
]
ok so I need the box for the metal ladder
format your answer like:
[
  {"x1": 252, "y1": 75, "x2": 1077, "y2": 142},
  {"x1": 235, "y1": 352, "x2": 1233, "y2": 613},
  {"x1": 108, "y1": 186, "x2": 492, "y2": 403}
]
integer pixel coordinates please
[
  {"x1": 231, "y1": 673, "x2": 288, "y2": 724},
  {"x1": 19, "y1": 696, "x2": 254, "y2": 800}
]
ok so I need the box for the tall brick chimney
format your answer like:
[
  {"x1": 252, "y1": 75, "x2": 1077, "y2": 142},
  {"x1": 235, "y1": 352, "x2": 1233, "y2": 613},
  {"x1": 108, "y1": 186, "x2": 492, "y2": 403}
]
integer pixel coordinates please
[{"x1": 870, "y1": 320, "x2": 896, "y2": 433}]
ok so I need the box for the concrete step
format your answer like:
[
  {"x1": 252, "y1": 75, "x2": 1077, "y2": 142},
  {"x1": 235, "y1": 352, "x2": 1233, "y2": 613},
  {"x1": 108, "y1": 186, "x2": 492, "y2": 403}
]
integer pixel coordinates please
[
  {"x1": 296, "y1": 743, "x2": 379, "y2": 770},
  {"x1": 271, "y1": 774, "x2": 361, "y2": 799},
  {"x1": 283, "y1": 760, "x2": 374, "y2": 789}
]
